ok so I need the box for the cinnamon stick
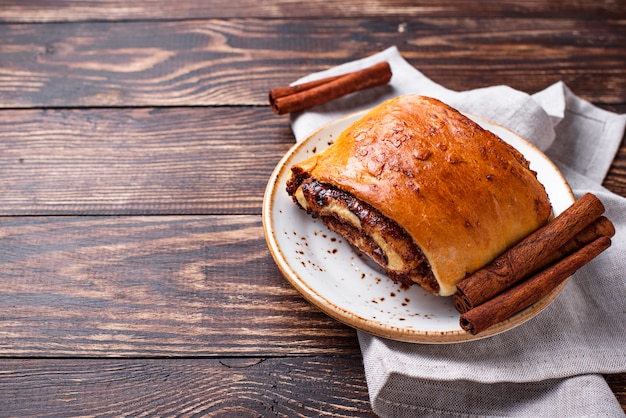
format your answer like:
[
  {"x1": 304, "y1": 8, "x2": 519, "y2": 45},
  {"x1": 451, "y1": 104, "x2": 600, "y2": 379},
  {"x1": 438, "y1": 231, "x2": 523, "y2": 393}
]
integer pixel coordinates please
[
  {"x1": 269, "y1": 61, "x2": 392, "y2": 115},
  {"x1": 454, "y1": 193, "x2": 605, "y2": 313},
  {"x1": 452, "y1": 215, "x2": 615, "y2": 314},
  {"x1": 459, "y1": 236, "x2": 611, "y2": 335},
  {"x1": 534, "y1": 216, "x2": 615, "y2": 270}
]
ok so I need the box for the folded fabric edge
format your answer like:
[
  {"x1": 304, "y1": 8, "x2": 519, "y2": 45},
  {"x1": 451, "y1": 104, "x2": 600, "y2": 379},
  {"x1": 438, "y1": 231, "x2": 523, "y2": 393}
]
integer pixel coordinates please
[
  {"x1": 358, "y1": 328, "x2": 626, "y2": 385},
  {"x1": 369, "y1": 372, "x2": 625, "y2": 418},
  {"x1": 543, "y1": 81, "x2": 626, "y2": 183}
]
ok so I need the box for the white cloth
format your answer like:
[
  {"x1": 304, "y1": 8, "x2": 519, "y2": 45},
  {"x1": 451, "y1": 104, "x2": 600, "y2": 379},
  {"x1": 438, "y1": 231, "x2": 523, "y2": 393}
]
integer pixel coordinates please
[{"x1": 289, "y1": 46, "x2": 626, "y2": 417}]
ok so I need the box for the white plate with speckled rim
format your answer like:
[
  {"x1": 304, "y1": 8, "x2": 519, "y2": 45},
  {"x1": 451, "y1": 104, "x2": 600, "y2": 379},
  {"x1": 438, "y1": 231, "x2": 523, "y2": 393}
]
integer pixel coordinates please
[{"x1": 262, "y1": 110, "x2": 575, "y2": 343}]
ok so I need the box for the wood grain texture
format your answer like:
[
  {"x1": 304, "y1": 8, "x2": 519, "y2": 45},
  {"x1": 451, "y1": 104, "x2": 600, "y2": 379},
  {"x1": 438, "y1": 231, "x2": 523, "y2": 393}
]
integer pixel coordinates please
[
  {"x1": 0, "y1": 357, "x2": 620, "y2": 416},
  {"x1": 604, "y1": 133, "x2": 626, "y2": 197},
  {"x1": 606, "y1": 374, "x2": 626, "y2": 412},
  {"x1": 0, "y1": 107, "x2": 293, "y2": 215},
  {"x1": 0, "y1": 357, "x2": 376, "y2": 417},
  {"x1": 0, "y1": 18, "x2": 624, "y2": 108},
  {"x1": 0, "y1": 215, "x2": 360, "y2": 356},
  {"x1": 0, "y1": 0, "x2": 623, "y2": 22}
]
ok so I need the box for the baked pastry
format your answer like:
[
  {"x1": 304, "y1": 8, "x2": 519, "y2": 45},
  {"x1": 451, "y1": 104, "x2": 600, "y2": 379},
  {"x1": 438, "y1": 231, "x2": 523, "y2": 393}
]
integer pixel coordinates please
[{"x1": 286, "y1": 95, "x2": 552, "y2": 296}]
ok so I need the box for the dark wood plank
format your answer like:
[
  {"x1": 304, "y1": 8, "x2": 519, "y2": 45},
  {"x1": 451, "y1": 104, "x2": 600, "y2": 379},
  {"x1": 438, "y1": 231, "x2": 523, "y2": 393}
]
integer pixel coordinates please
[
  {"x1": 601, "y1": 102, "x2": 626, "y2": 196},
  {"x1": 0, "y1": 18, "x2": 624, "y2": 108},
  {"x1": 605, "y1": 374, "x2": 626, "y2": 412},
  {"x1": 0, "y1": 107, "x2": 293, "y2": 215},
  {"x1": 0, "y1": 215, "x2": 360, "y2": 356},
  {"x1": 0, "y1": 358, "x2": 622, "y2": 416},
  {"x1": 0, "y1": 357, "x2": 376, "y2": 417},
  {"x1": 604, "y1": 131, "x2": 626, "y2": 197},
  {"x1": 0, "y1": 0, "x2": 623, "y2": 22}
]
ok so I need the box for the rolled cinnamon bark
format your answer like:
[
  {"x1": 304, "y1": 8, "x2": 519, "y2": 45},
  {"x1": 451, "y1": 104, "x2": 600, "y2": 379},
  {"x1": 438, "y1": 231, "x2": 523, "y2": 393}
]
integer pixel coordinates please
[
  {"x1": 452, "y1": 215, "x2": 615, "y2": 314},
  {"x1": 460, "y1": 236, "x2": 611, "y2": 335},
  {"x1": 535, "y1": 216, "x2": 615, "y2": 270},
  {"x1": 269, "y1": 61, "x2": 392, "y2": 114},
  {"x1": 268, "y1": 74, "x2": 345, "y2": 101},
  {"x1": 454, "y1": 193, "x2": 606, "y2": 313}
]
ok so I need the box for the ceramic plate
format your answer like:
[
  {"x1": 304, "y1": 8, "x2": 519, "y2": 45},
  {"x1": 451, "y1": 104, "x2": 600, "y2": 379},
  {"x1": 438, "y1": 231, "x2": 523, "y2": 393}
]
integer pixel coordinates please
[{"x1": 262, "y1": 110, "x2": 574, "y2": 343}]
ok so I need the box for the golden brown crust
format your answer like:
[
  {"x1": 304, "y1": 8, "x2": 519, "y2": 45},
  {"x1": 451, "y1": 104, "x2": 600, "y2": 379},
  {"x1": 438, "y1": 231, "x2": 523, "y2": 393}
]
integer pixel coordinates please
[{"x1": 287, "y1": 95, "x2": 552, "y2": 296}]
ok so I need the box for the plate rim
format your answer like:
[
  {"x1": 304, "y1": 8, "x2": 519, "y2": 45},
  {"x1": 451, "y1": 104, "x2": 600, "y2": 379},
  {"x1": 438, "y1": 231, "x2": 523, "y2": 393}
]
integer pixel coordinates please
[{"x1": 262, "y1": 109, "x2": 575, "y2": 344}]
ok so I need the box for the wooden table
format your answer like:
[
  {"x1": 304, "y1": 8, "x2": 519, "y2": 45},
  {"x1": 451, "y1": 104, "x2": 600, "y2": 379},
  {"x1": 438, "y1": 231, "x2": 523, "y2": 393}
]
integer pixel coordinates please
[{"x1": 0, "y1": 1, "x2": 624, "y2": 415}]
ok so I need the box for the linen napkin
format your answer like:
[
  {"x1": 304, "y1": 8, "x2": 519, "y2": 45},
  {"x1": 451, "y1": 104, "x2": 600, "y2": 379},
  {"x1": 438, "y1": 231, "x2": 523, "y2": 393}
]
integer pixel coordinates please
[{"x1": 288, "y1": 46, "x2": 626, "y2": 417}]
